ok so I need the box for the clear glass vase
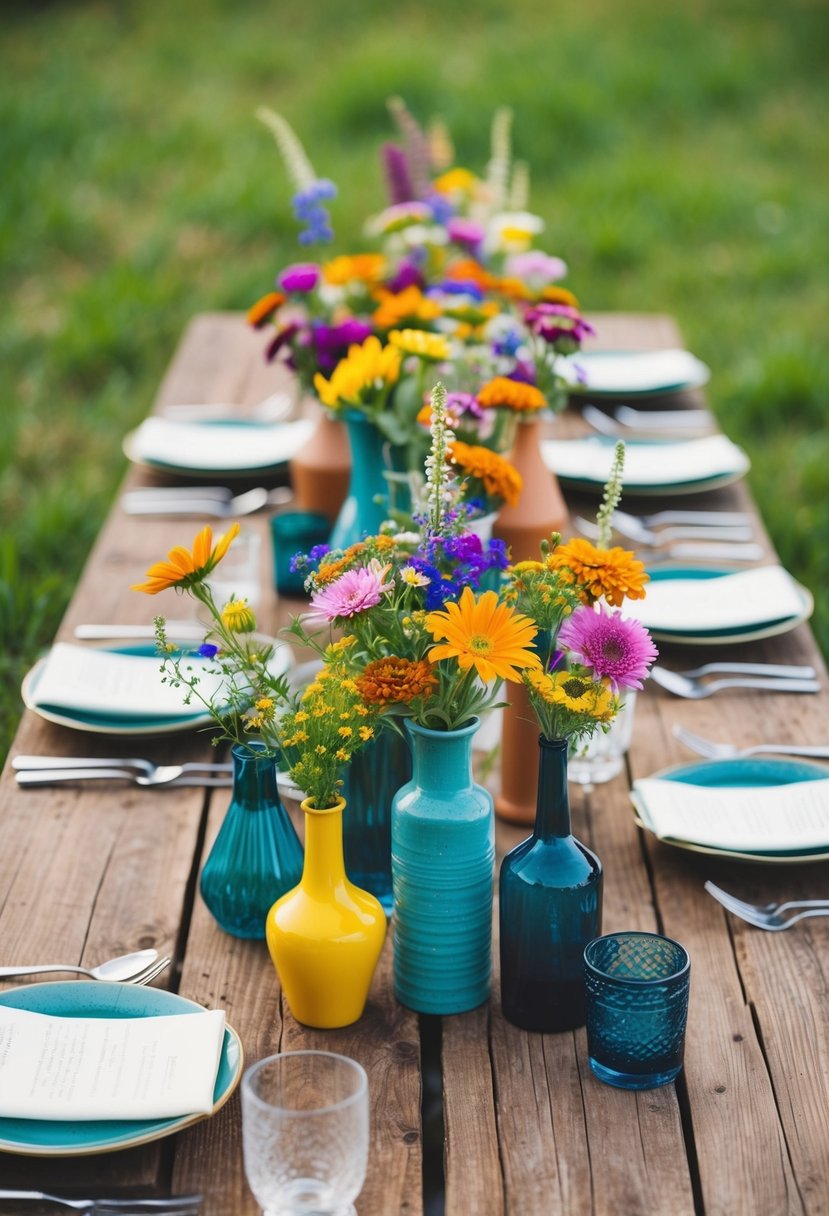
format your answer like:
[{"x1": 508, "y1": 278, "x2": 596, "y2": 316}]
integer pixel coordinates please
[
  {"x1": 199, "y1": 743, "x2": 304, "y2": 940},
  {"x1": 499, "y1": 735, "x2": 603, "y2": 1031}
]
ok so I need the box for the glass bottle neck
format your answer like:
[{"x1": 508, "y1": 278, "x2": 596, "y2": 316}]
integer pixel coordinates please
[
  {"x1": 231, "y1": 745, "x2": 277, "y2": 811},
  {"x1": 534, "y1": 737, "x2": 572, "y2": 840}
]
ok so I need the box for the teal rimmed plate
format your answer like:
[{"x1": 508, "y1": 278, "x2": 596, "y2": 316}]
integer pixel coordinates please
[
  {"x1": 631, "y1": 756, "x2": 829, "y2": 863},
  {"x1": 560, "y1": 348, "x2": 711, "y2": 398},
  {"x1": 22, "y1": 640, "x2": 292, "y2": 736},
  {"x1": 642, "y1": 566, "x2": 813, "y2": 645},
  {"x1": 122, "y1": 417, "x2": 314, "y2": 479},
  {"x1": 0, "y1": 982, "x2": 243, "y2": 1156}
]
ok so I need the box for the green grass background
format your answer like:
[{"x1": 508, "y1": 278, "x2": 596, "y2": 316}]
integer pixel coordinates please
[{"x1": 2, "y1": 0, "x2": 828, "y2": 759}]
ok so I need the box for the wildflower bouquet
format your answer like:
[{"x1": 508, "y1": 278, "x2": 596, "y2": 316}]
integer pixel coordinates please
[
  {"x1": 131, "y1": 523, "x2": 381, "y2": 808},
  {"x1": 502, "y1": 444, "x2": 658, "y2": 746}
]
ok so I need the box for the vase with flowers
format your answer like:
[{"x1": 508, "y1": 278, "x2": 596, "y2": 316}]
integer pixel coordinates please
[
  {"x1": 293, "y1": 383, "x2": 540, "y2": 1013},
  {"x1": 132, "y1": 522, "x2": 387, "y2": 1026},
  {"x1": 497, "y1": 447, "x2": 658, "y2": 1031}
]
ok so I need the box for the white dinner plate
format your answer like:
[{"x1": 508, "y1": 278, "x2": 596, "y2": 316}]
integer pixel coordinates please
[
  {"x1": 0, "y1": 982, "x2": 242, "y2": 1157},
  {"x1": 637, "y1": 566, "x2": 814, "y2": 645},
  {"x1": 632, "y1": 757, "x2": 829, "y2": 863},
  {"x1": 123, "y1": 417, "x2": 314, "y2": 479},
  {"x1": 22, "y1": 639, "x2": 292, "y2": 736},
  {"x1": 560, "y1": 348, "x2": 711, "y2": 398},
  {"x1": 541, "y1": 434, "x2": 750, "y2": 497}
]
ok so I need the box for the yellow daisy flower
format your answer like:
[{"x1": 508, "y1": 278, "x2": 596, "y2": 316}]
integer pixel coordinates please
[
  {"x1": 425, "y1": 587, "x2": 542, "y2": 684},
  {"x1": 388, "y1": 328, "x2": 451, "y2": 362},
  {"x1": 132, "y1": 524, "x2": 240, "y2": 595}
]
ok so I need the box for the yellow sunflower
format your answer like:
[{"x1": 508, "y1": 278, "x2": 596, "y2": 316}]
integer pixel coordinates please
[
  {"x1": 388, "y1": 328, "x2": 451, "y2": 362},
  {"x1": 132, "y1": 523, "x2": 240, "y2": 595},
  {"x1": 425, "y1": 587, "x2": 542, "y2": 684},
  {"x1": 548, "y1": 538, "x2": 648, "y2": 607},
  {"x1": 313, "y1": 336, "x2": 401, "y2": 410},
  {"x1": 525, "y1": 669, "x2": 615, "y2": 721}
]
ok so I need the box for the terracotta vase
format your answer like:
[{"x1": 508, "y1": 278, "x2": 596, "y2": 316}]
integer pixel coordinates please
[
  {"x1": 495, "y1": 681, "x2": 540, "y2": 826},
  {"x1": 492, "y1": 416, "x2": 569, "y2": 562},
  {"x1": 289, "y1": 407, "x2": 351, "y2": 523}
]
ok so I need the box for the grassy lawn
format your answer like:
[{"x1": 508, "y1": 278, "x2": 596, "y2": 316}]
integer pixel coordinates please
[{"x1": 2, "y1": 0, "x2": 828, "y2": 759}]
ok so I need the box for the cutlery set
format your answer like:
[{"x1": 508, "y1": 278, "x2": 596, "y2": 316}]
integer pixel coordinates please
[
  {"x1": 649, "y1": 662, "x2": 820, "y2": 699},
  {"x1": 704, "y1": 882, "x2": 829, "y2": 932},
  {"x1": 575, "y1": 509, "x2": 762, "y2": 561},
  {"x1": 0, "y1": 949, "x2": 170, "y2": 984},
  {"x1": 582, "y1": 402, "x2": 714, "y2": 436},
  {"x1": 122, "y1": 484, "x2": 293, "y2": 517},
  {"x1": 0, "y1": 1191, "x2": 202, "y2": 1215},
  {"x1": 12, "y1": 755, "x2": 232, "y2": 789}
]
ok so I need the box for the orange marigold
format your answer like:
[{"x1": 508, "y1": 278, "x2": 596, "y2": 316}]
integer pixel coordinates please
[
  {"x1": 356, "y1": 656, "x2": 437, "y2": 707},
  {"x1": 323, "y1": 253, "x2": 387, "y2": 285},
  {"x1": 538, "y1": 285, "x2": 580, "y2": 308},
  {"x1": 247, "y1": 291, "x2": 286, "y2": 328},
  {"x1": 476, "y1": 376, "x2": 547, "y2": 413},
  {"x1": 372, "y1": 285, "x2": 441, "y2": 330},
  {"x1": 548, "y1": 538, "x2": 649, "y2": 607},
  {"x1": 450, "y1": 441, "x2": 523, "y2": 507}
]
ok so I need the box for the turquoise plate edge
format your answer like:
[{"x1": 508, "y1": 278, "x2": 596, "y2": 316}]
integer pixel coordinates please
[{"x1": 0, "y1": 982, "x2": 243, "y2": 1156}]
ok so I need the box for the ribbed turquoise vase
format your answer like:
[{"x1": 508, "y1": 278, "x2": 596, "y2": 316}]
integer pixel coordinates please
[
  {"x1": 199, "y1": 743, "x2": 304, "y2": 940},
  {"x1": 341, "y1": 728, "x2": 412, "y2": 915},
  {"x1": 392, "y1": 717, "x2": 494, "y2": 1014},
  {"x1": 329, "y1": 412, "x2": 392, "y2": 550}
]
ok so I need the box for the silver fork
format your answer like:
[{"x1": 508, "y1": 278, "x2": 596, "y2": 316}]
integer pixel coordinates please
[
  {"x1": 649, "y1": 667, "x2": 821, "y2": 698},
  {"x1": 575, "y1": 512, "x2": 753, "y2": 546},
  {"x1": 704, "y1": 881, "x2": 829, "y2": 930},
  {"x1": 133, "y1": 956, "x2": 172, "y2": 985},
  {"x1": 582, "y1": 403, "x2": 713, "y2": 435},
  {"x1": 673, "y1": 724, "x2": 829, "y2": 760},
  {"x1": 121, "y1": 486, "x2": 292, "y2": 518},
  {"x1": 14, "y1": 756, "x2": 232, "y2": 783},
  {"x1": 0, "y1": 1190, "x2": 202, "y2": 1214},
  {"x1": 635, "y1": 508, "x2": 753, "y2": 527},
  {"x1": 15, "y1": 768, "x2": 232, "y2": 789}
]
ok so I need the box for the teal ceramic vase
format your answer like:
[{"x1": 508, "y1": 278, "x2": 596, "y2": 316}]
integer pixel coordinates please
[
  {"x1": 392, "y1": 717, "x2": 494, "y2": 1014},
  {"x1": 499, "y1": 735, "x2": 603, "y2": 1031},
  {"x1": 329, "y1": 412, "x2": 393, "y2": 550},
  {"x1": 341, "y1": 728, "x2": 412, "y2": 915},
  {"x1": 199, "y1": 743, "x2": 304, "y2": 940}
]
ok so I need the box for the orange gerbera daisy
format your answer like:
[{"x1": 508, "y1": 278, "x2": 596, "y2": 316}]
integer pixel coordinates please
[
  {"x1": 425, "y1": 587, "x2": 542, "y2": 684},
  {"x1": 356, "y1": 656, "x2": 437, "y2": 706},
  {"x1": 132, "y1": 524, "x2": 240, "y2": 595},
  {"x1": 476, "y1": 376, "x2": 547, "y2": 413},
  {"x1": 246, "y1": 291, "x2": 286, "y2": 328},
  {"x1": 450, "y1": 441, "x2": 523, "y2": 507},
  {"x1": 548, "y1": 538, "x2": 649, "y2": 607}
]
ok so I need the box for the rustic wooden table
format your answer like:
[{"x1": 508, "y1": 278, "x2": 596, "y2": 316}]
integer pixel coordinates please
[{"x1": 1, "y1": 313, "x2": 828, "y2": 1215}]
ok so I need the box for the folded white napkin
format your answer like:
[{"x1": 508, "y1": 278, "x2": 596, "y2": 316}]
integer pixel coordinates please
[
  {"x1": 560, "y1": 348, "x2": 709, "y2": 393},
  {"x1": 621, "y1": 565, "x2": 806, "y2": 633},
  {"x1": 631, "y1": 775, "x2": 829, "y2": 852},
  {"x1": 541, "y1": 434, "x2": 749, "y2": 487},
  {"x1": 33, "y1": 643, "x2": 224, "y2": 719},
  {"x1": 127, "y1": 417, "x2": 314, "y2": 471},
  {"x1": 0, "y1": 1005, "x2": 226, "y2": 1121}
]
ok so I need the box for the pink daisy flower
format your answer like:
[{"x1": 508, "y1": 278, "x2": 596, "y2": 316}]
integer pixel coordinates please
[
  {"x1": 558, "y1": 604, "x2": 658, "y2": 692},
  {"x1": 309, "y1": 562, "x2": 393, "y2": 622}
]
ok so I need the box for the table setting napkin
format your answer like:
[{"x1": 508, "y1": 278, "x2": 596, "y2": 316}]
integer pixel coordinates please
[
  {"x1": 31, "y1": 643, "x2": 225, "y2": 720},
  {"x1": 0, "y1": 1004, "x2": 226, "y2": 1120},
  {"x1": 559, "y1": 347, "x2": 710, "y2": 393},
  {"x1": 631, "y1": 774, "x2": 829, "y2": 853},
  {"x1": 541, "y1": 433, "x2": 750, "y2": 488},
  {"x1": 620, "y1": 565, "x2": 806, "y2": 633},
  {"x1": 125, "y1": 416, "x2": 314, "y2": 472}
]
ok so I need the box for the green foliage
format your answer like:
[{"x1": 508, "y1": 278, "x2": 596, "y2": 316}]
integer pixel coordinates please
[{"x1": 2, "y1": 0, "x2": 828, "y2": 758}]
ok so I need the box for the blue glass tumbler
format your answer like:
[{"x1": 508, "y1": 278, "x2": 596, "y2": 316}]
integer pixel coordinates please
[
  {"x1": 271, "y1": 511, "x2": 331, "y2": 596},
  {"x1": 584, "y1": 931, "x2": 691, "y2": 1090}
]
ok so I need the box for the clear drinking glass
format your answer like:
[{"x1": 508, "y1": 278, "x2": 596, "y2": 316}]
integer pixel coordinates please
[
  {"x1": 568, "y1": 691, "x2": 637, "y2": 789},
  {"x1": 584, "y1": 931, "x2": 691, "y2": 1090},
  {"x1": 242, "y1": 1051, "x2": 369, "y2": 1216}
]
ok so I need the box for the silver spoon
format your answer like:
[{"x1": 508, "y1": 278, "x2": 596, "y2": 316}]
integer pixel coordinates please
[{"x1": 0, "y1": 948, "x2": 159, "y2": 982}]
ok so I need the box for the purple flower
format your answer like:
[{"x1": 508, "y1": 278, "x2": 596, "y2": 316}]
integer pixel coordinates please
[
  {"x1": 278, "y1": 262, "x2": 321, "y2": 293},
  {"x1": 447, "y1": 217, "x2": 485, "y2": 248},
  {"x1": 292, "y1": 179, "x2": 337, "y2": 245},
  {"x1": 310, "y1": 319, "x2": 374, "y2": 373},
  {"x1": 382, "y1": 142, "x2": 415, "y2": 205},
  {"x1": 387, "y1": 259, "x2": 425, "y2": 293},
  {"x1": 198, "y1": 643, "x2": 219, "y2": 659},
  {"x1": 505, "y1": 251, "x2": 568, "y2": 284},
  {"x1": 445, "y1": 390, "x2": 485, "y2": 420},
  {"x1": 264, "y1": 322, "x2": 301, "y2": 363},
  {"x1": 558, "y1": 604, "x2": 658, "y2": 692},
  {"x1": 309, "y1": 562, "x2": 393, "y2": 621},
  {"x1": 432, "y1": 279, "x2": 485, "y2": 301},
  {"x1": 491, "y1": 328, "x2": 523, "y2": 358}
]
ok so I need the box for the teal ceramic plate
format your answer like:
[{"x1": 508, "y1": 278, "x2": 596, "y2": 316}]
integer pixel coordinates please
[
  {"x1": 0, "y1": 982, "x2": 243, "y2": 1156},
  {"x1": 632, "y1": 756, "x2": 829, "y2": 863},
  {"x1": 122, "y1": 418, "x2": 314, "y2": 479},
  {"x1": 643, "y1": 567, "x2": 813, "y2": 645},
  {"x1": 21, "y1": 640, "x2": 292, "y2": 736},
  {"x1": 561, "y1": 348, "x2": 711, "y2": 398}
]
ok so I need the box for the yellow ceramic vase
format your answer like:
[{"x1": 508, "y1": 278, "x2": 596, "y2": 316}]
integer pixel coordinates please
[{"x1": 266, "y1": 796, "x2": 387, "y2": 1029}]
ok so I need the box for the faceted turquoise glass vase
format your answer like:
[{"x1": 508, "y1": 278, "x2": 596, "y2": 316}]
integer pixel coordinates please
[
  {"x1": 199, "y1": 743, "x2": 304, "y2": 940},
  {"x1": 499, "y1": 735, "x2": 603, "y2": 1031},
  {"x1": 329, "y1": 412, "x2": 393, "y2": 550},
  {"x1": 340, "y1": 728, "x2": 412, "y2": 915},
  {"x1": 392, "y1": 717, "x2": 494, "y2": 1014}
]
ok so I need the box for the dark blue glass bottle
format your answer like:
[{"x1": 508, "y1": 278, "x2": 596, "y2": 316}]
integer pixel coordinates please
[
  {"x1": 499, "y1": 735, "x2": 602, "y2": 1031},
  {"x1": 340, "y1": 727, "x2": 412, "y2": 915}
]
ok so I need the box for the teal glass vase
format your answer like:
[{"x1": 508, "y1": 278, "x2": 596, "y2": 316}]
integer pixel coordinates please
[
  {"x1": 499, "y1": 735, "x2": 603, "y2": 1031},
  {"x1": 329, "y1": 412, "x2": 393, "y2": 549},
  {"x1": 392, "y1": 717, "x2": 494, "y2": 1014},
  {"x1": 340, "y1": 728, "x2": 412, "y2": 915},
  {"x1": 199, "y1": 743, "x2": 304, "y2": 940}
]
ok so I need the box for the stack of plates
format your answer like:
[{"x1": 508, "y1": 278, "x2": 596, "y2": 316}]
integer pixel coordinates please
[
  {"x1": 541, "y1": 434, "x2": 750, "y2": 496},
  {"x1": 123, "y1": 417, "x2": 314, "y2": 478},
  {"x1": 559, "y1": 348, "x2": 710, "y2": 397},
  {"x1": 623, "y1": 565, "x2": 813, "y2": 645},
  {"x1": 631, "y1": 757, "x2": 829, "y2": 864}
]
